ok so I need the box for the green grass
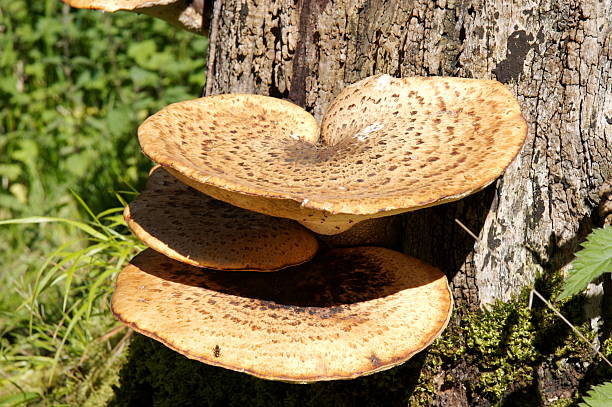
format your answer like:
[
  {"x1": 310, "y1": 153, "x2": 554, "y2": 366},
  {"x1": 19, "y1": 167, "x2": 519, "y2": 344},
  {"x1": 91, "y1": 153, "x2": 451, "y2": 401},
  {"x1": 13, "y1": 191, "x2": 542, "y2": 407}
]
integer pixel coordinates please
[
  {"x1": 0, "y1": 200, "x2": 145, "y2": 404},
  {"x1": 0, "y1": 0, "x2": 206, "y2": 403}
]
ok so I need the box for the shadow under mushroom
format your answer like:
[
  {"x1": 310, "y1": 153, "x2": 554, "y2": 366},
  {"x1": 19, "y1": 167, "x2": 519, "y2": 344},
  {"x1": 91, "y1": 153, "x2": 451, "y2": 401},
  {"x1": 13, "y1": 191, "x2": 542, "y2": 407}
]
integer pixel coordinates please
[{"x1": 111, "y1": 248, "x2": 451, "y2": 382}]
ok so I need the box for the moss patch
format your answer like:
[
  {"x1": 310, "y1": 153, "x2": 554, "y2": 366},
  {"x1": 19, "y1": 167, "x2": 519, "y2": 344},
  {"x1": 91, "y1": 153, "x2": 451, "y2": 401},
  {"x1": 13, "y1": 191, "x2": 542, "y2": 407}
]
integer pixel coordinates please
[
  {"x1": 407, "y1": 286, "x2": 611, "y2": 407},
  {"x1": 47, "y1": 330, "x2": 129, "y2": 406},
  {"x1": 406, "y1": 299, "x2": 541, "y2": 406}
]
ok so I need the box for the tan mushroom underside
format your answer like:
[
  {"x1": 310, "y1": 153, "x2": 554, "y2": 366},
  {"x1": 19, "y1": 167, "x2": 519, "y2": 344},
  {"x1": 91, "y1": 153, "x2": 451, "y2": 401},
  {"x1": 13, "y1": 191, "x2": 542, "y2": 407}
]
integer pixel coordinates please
[
  {"x1": 139, "y1": 75, "x2": 527, "y2": 235},
  {"x1": 112, "y1": 247, "x2": 452, "y2": 382},
  {"x1": 316, "y1": 216, "x2": 404, "y2": 250},
  {"x1": 62, "y1": 0, "x2": 205, "y2": 34},
  {"x1": 125, "y1": 167, "x2": 319, "y2": 271}
]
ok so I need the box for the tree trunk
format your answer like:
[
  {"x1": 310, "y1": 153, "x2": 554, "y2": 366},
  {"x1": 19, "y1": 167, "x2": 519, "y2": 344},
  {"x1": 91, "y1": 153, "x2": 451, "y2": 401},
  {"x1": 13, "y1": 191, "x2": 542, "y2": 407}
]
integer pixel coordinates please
[
  {"x1": 205, "y1": 0, "x2": 609, "y2": 305},
  {"x1": 198, "y1": 0, "x2": 610, "y2": 403}
]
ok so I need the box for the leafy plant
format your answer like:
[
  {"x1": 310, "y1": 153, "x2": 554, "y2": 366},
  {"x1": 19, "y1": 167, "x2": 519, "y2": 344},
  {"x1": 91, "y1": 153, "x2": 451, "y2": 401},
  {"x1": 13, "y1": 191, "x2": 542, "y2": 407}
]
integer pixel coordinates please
[
  {"x1": 0, "y1": 0, "x2": 207, "y2": 223},
  {"x1": 558, "y1": 226, "x2": 612, "y2": 300},
  {"x1": 556, "y1": 226, "x2": 612, "y2": 407},
  {"x1": 0, "y1": 1, "x2": 206, "y2": 402},
  {"x1": 579, "y1": 381, "x2": 612, "y2": 407}
]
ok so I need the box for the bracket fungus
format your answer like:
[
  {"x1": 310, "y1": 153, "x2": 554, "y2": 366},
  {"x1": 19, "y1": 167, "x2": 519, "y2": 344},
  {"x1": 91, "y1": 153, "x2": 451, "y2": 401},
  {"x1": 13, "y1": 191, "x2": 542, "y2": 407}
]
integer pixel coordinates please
[
  {"x1": 111, "y1": 73, "x2": 529, "y2": 381},
  {"x1": 138, "y1": 74, "x2": 527, "y2": 235},
  {"x1": 62, "y1": 0, "x2": 206, "y2": 34},
  {"x1": 112, "y1": 247, "x2": 452, "y2": 382},
  {"x1": 124, "y1": 167, "x2": 319, "y2": 271},
  {"x1": 317, "y1": 215, "x2": 404, "y2": 250}
]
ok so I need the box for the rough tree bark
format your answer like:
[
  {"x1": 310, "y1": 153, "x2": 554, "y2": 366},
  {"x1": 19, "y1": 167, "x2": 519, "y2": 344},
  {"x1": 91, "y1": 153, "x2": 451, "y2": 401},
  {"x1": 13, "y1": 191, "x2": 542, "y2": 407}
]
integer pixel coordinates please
[
  {"x1": 198, "y1": 0, "x2": 610, "y2": 403},
  {"x1": 205, "y1": 0, "x2": 610, "y2": 305}
]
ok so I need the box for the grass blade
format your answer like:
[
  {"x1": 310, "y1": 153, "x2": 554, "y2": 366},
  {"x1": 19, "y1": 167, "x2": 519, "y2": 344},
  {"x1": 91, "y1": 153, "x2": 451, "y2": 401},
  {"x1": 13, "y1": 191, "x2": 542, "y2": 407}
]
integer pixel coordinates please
[
  {"x1": 0, "y1": 391, "x2": 41, "y2": 406},
  {"x1": 0, "y1": 217, "x2": 107, "y2": 241}
]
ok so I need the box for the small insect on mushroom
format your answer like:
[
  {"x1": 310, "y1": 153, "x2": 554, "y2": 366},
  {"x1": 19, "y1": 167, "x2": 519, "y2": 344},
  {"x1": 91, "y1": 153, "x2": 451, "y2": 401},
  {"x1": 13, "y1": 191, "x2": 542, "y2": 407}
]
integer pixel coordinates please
[{"x1": 213, "y1": 344, "x2": 221, "y2": 358}]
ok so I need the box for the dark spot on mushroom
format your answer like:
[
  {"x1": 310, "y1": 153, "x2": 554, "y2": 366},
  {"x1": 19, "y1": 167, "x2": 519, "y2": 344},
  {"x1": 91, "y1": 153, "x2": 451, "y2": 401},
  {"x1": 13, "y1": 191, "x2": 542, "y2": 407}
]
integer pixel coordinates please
[{"x1": 369, "y1": 354, "x2": 382, "y2": 367}]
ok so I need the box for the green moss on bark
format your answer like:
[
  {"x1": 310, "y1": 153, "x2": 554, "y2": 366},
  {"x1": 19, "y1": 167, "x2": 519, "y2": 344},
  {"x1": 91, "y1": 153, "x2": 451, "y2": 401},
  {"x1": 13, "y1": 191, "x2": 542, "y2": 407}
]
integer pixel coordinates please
[{"x1": 407, "y1": 286, "x2": 611, "y2": 406}]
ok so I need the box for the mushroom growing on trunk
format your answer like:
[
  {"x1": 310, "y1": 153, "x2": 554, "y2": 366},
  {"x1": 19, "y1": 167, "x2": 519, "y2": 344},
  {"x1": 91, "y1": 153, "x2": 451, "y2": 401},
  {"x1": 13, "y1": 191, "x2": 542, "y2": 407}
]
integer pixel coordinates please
[
  {"x1": 125, "y1": 166, "x2": 319, "y2": 271},
  {"x1": 138, "y1": 75, "x2": 527, "y2": 235},
  {"x1": 62, "y1": 0, "x2": 207, "y2": 34},
  {"x1": 115, "y1": 73, "x2": 526, "y2": 381}
]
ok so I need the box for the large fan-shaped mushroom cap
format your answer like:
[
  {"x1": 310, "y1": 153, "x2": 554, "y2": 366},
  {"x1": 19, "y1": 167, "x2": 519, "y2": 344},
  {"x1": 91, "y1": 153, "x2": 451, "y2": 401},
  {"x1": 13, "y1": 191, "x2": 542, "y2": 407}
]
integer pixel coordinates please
[
  {"x1": 112, "y1": 247, "x2": 452, "y2": 382},
  {"x1": 139, "y1": 75, "x2": 527, "y2": 234},
  {"x1": 124, "y1": 167, "x2": 319, "y2": 271}
]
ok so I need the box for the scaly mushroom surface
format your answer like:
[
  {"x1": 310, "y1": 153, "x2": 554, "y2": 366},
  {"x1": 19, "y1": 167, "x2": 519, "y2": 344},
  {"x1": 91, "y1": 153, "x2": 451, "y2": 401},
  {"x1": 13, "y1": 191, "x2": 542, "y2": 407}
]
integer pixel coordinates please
[
  {"x1": 139, "y1": 75, "x2": 527, "y2": 234},
  {"x1": 112, "y1": 247, "x2": 452, "y2": 382},
  {"x1": 125, "y1": 167, "x2": 319, "y2": 271}
]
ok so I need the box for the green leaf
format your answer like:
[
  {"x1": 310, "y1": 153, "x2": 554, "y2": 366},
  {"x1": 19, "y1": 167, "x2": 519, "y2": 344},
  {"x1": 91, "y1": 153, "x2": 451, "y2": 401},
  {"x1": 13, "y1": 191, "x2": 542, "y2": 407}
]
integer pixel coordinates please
[
  {"x1": 106, "y1": 108, "x2": 131, "y2": 137},
  {"x1": 0, "y1": 391, "x2": 41, "y2": 406},
  {"x1": 579, "y1": 381, "x2": 612, "y2": 407},
  {"x1": 10, "y1": 139, "x2": 39, "y2": 168},
  {"x1": 0, "y1": 76, "x2": 18, "y2": 95},
  {"x1": 127, "y1": 39, "x2": 157, "y2": 68},
  {"x1": 558, "y1": 226, "x2": 612, "y2": 300},
  {"x1": 64, "y1": 152, "x2": 93, "y2": 177},
  {"x1": 0, "y1": 164, "x2": 23, "y2": 180},
  {"x1": 0, "y1": 193, "x2": 24, "y2": 211},
  {"x1": 129, "y1": 66, "x2": 158, "y2": 88}
]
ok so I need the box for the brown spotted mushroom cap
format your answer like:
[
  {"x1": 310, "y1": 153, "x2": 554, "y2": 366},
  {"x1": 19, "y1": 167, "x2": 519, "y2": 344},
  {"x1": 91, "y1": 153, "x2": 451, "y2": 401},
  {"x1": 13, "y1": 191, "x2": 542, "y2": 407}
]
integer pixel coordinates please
[
  {"x1": 62, "y1": 0, "x2": 206, "y2": 34},
  {"x1": 111, "y1": 247, "x2": 452, "y2": 382},
  {"x1": 138, "y1": 75, "x2": 527, "y2": 235},
  {"x1": 124, "y1": 166, "x2": 318, "y2": 271}
]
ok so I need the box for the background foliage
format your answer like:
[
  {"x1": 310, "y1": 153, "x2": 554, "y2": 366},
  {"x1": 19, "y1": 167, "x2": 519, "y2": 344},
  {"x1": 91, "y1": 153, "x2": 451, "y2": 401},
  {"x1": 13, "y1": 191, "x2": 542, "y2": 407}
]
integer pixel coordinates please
[{"x1": 0, "y1": 0, "x2": 206, "y2": 403}]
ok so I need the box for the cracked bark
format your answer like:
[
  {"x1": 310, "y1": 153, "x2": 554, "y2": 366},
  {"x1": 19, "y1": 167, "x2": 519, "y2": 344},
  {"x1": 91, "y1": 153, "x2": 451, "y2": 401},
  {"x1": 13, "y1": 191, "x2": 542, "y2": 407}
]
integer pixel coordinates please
[
  {"x1": 207, "y1": 0, "x2": 609, "y2": 305},
  {"x1": 204, "y1": 0, "x2": 610, "y2": 402}
]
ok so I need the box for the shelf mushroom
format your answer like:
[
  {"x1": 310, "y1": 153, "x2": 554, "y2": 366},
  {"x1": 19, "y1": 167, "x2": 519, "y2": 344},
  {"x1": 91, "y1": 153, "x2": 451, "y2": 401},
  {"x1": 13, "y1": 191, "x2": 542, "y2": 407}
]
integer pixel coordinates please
[
  {"x1": 138, "y1": 74, "x2": 527, "y2": 235},
  {"x1": 62, "y1": 0, "x2": 206, "y2": 34},
  {"x1": 124, "y1": 166, "x2": 319, "y2": 271},
  {"x1": 111, "y1": 247, "x2": 452, "y2": 382}
]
